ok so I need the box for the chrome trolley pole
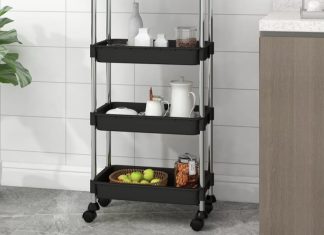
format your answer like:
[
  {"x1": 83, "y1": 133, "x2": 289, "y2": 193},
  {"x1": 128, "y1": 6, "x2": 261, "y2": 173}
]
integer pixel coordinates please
[
  {"x1": 106, "y1": 0, "x2": 112, "y2": 167},
  {"x1": 199, "y1": 0, "x2": 206, "y2": 213},
  {"x1": 91, "y1": 0, "x2": 98, "y2": 202},
  {"x1": 207, "y1": 0, "x2": 215, "y2": 198}
]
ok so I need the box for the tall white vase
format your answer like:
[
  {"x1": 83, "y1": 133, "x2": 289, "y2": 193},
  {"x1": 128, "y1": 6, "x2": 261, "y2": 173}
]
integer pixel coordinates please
[{"x1": 128, "y1": 2, "x2": 143, "y2": 46}]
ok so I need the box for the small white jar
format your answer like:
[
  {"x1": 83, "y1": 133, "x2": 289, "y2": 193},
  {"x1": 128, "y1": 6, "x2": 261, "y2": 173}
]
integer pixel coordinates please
[
  {"x1": 134, "y1": 28, "x2": 152, "y2": 47},
  {"x1": 154, "y1": 34, "x2": 168, "y2": 47},
  {"x1": 307, "y1": 0, "x2": 322, "y2": 11}
]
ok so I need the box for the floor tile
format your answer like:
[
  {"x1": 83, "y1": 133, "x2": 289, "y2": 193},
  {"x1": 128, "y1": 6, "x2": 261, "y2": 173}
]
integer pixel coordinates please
[
  {"x1": 0, "y1": 186, "x2": 57, "y2": 216},
  {"x1": 0, "y1": 216, "x2": 29, "y2": 235},
  {"x1": 0, "y1": 186, "x2": 259, "y2": 235}
]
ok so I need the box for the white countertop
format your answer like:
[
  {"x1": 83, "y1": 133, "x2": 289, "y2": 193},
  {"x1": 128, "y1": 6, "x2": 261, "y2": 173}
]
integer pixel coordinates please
[{"x1": 260, "y1": 11, "x2": 324, "y2": 33}]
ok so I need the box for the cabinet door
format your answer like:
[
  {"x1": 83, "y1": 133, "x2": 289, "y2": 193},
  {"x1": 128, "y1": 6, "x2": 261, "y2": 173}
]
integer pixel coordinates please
[{"x1": 260, "y1": 36, "x2": 324, "y2": 235}]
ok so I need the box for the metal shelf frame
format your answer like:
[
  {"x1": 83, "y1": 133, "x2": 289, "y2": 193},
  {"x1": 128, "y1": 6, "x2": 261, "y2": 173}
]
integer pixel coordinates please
[{"x1": 85, "y1": 0, "x2": 216, "y2": 231}]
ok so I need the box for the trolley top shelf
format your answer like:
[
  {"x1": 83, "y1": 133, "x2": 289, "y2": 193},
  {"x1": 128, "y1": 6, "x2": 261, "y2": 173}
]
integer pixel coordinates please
[{"x1": 91, "y1": 39, "x2": 214, "y2": 65}]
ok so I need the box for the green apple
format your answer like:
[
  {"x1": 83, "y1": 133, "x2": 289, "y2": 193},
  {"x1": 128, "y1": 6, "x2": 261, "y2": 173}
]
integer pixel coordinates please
[
  {"x1": 150, "y1": 178, "x2": 161, "y2": 184},
  {"x1": 143, "y1": 169, "x2": 154, "y2": 181},
  {"x1": 118, "y1": 174, "x2": 128, "y2": 181},
  {"x1": 130, "y1": 171, "x2": 143, "y2": 182},
  {"x1": 140, "y1": 180, "x2": 150, "y2": 184},
  {"x1": 126, "y1": 173, "x2": 132, "y2": 180},
  {"x1": 123, "y1": 178, "x2": 131, "y2": 183}
]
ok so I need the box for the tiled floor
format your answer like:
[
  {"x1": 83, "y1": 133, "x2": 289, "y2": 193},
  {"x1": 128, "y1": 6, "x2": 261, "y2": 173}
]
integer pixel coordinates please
[{"x1": 0, "y1": 186, "x2": 259, "y2": 235}]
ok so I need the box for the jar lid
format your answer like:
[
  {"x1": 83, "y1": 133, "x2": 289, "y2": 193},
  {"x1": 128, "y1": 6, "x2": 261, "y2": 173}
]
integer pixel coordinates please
[
  {"x1": 170, "y1": 80, "x2": 192, "y2": 86},
  {"x1": 178, "y1": 153, "x2": 197, "y2": 163},
  {"x1": 170, "y1": 76, "x2": 193, "y2": 86},
  {"x1": 176, "y1": 26, "x2": 197, "y2": 32}
]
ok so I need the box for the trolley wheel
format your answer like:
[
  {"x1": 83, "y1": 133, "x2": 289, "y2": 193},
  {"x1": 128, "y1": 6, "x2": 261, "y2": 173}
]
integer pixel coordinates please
[
  {"x1": 82, "y1": 210, "x2": 97, "y2": 223},
  {"x1": 196, "y1": 210, "x2": 208, "y2": 219},
  {"x1": 190, "y1": 217, "x2": 204, "y2": 232},
  {"x1": 206, "y1": 195, "x2": 217, "y2": 204},
  {"x1": 88, "y1": 202, "x2": 100, "y2": 212},
  {"x1": 98, "y1": 198, "x2": 111, "y2": 207},
  {"x1": 206, "y1": 203, "x2": 213, "y2": 214}
]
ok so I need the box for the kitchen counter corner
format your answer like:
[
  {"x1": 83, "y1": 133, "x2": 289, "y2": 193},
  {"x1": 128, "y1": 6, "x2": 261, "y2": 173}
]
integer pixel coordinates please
[{"x1": 259, "y1": 11, "x2": 324, "y2": 33}]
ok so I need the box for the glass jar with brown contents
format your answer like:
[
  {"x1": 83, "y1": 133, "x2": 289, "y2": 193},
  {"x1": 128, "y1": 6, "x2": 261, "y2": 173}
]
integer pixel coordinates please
[
  {"x1": 174, "y1": 153, "x2": 199, "y2": 188},
  {"x1": 175, "y1": 26, "x2": 197, "y2": 48}
]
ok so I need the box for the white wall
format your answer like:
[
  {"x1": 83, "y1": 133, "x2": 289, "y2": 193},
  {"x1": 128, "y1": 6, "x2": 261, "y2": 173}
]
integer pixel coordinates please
[
  {"x1": 273, "y1": 0, "x2": 324, "y2": 10},
  {"x1": 273, "y1": 0, "x2": 302, "y2": 10},
  {"x1": 0, "y1": 0, "x2": 272, "y2": 203}
]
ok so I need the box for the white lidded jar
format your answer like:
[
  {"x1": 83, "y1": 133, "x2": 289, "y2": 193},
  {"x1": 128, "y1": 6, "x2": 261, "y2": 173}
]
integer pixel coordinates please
[
  {"x1": 154, "y1": 34, "x2": 168, "y2": 47},
  {"x1": 128, "y1": 2, "x2": 143, "y2": 46},
  {"x1": 170, "y1": 77, "x2": 196, "y2": 118},
  {"x1": 134, "y1": 28, "x2": 152, "y2": 47}
]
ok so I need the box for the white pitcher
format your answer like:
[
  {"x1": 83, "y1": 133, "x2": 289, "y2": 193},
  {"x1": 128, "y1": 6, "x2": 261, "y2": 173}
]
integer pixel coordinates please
[{"x1": 170, "y1": 79, "x2": 196, "y2": 118}]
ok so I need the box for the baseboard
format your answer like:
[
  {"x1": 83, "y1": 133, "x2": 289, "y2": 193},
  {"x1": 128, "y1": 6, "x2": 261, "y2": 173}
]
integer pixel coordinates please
[
  {"x1": 1, "y1": 162, "x2": 91, "y2": 191},
  {"x1": 214, "y1": 181, "x2": 259, "y2": 203},
  {"x1": 0, "y1": 160, "x2": 2, "y2": 185},
  {"x1": 1, "y1": 162, "x2": 259, "y2": 203}
]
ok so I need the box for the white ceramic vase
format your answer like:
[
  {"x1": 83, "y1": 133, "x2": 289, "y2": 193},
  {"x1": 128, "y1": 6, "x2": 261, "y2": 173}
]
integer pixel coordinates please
[
  {"x1": 154, "y1": 34, "x2": 168, "y2": 47},
  {"x1": 135, "y1": 28, "x2": 152, "y2": 47},
  {"x1": 128, "y1": 2, "x2": 143, "y2": 46}
]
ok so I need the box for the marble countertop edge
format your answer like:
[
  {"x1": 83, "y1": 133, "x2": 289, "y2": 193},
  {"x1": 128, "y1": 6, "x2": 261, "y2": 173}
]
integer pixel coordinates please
[{"x1": 260, "y1": 11, "x2": 324, "y2": 33}]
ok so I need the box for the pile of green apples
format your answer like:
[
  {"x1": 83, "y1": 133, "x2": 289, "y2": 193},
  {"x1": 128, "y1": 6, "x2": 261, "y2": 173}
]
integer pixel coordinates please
[{"x1": 117, "y1": 169, "x2": 161, "y2": 185}]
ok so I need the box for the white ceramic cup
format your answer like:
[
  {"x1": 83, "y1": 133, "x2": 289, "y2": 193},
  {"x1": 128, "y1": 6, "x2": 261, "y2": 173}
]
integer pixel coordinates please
[{"x1": 145, "y1": 99, "x2": 170, "y2": 116}]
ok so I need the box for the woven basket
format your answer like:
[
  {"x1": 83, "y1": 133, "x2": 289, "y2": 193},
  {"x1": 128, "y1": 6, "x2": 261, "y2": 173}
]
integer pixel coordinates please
[{"x1": 109, "y1": 168, "x2": 168, "y2": 187}]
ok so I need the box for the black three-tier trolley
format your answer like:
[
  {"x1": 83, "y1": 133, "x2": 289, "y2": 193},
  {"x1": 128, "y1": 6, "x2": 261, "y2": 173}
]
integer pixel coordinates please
[{"x1": 83, "y1": 0, "x2": 216, "y2": 231}]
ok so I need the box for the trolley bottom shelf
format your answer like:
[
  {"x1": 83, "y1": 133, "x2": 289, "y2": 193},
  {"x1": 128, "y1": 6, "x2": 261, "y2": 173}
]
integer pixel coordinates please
[{"x1": 90, "y1": 165, "x2": 212, "y2": 205}]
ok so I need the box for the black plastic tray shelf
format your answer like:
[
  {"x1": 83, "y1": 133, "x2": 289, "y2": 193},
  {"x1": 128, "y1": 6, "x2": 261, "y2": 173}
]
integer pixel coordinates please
[
  {"x1": 90, "y1": 39, "x2": 214, "y2": 65},
  {"x1": 91, "y1": 165, "x2": 212, "y2": 205},
  {"x1": 91, "y1": 102, "x2": 214, "y2": 135}
]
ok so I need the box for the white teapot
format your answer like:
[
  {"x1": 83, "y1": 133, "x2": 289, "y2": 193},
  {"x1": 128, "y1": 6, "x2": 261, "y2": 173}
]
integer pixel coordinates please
[{"x1": 170, "y1": 78, "x2": 196, "y2": 118}]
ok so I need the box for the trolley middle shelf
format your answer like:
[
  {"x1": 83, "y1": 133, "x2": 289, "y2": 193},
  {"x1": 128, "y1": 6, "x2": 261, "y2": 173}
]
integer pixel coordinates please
[
  {"x1": 91, "y1": 102, "x2": 214, "y2": 135},
  {"x1": 91, "y1": 165, "x2": 213, "y2": 205}
]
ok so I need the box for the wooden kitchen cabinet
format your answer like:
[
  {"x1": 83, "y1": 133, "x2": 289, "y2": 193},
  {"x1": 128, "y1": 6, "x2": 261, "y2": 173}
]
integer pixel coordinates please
[{"x1": 260, "y1": 35, "x2": 324, "y2": 235}]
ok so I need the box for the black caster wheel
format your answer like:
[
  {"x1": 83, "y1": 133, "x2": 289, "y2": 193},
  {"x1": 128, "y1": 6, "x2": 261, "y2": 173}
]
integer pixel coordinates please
[
  {"x1": 206, "y1": 195, "x2": 217, "y2": 204},
  {"x1": 190, "y1": 217, "x2": 204, "y2": 232},
  {"x1": 206, "y1": 203, "x2": 213, "y2": 214},
  {"x1": 98, "y1": 198, "x2": 111, "y2": 207},
  {"x1": 87, "y1": 202, "x2": 100, "y2": 212},
  {"x1": 196, "y1": 210, "x2": 208, "y2": 219},
  {"x1": 82, "y1": 210, "x2": 97, "y2": 223}
]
